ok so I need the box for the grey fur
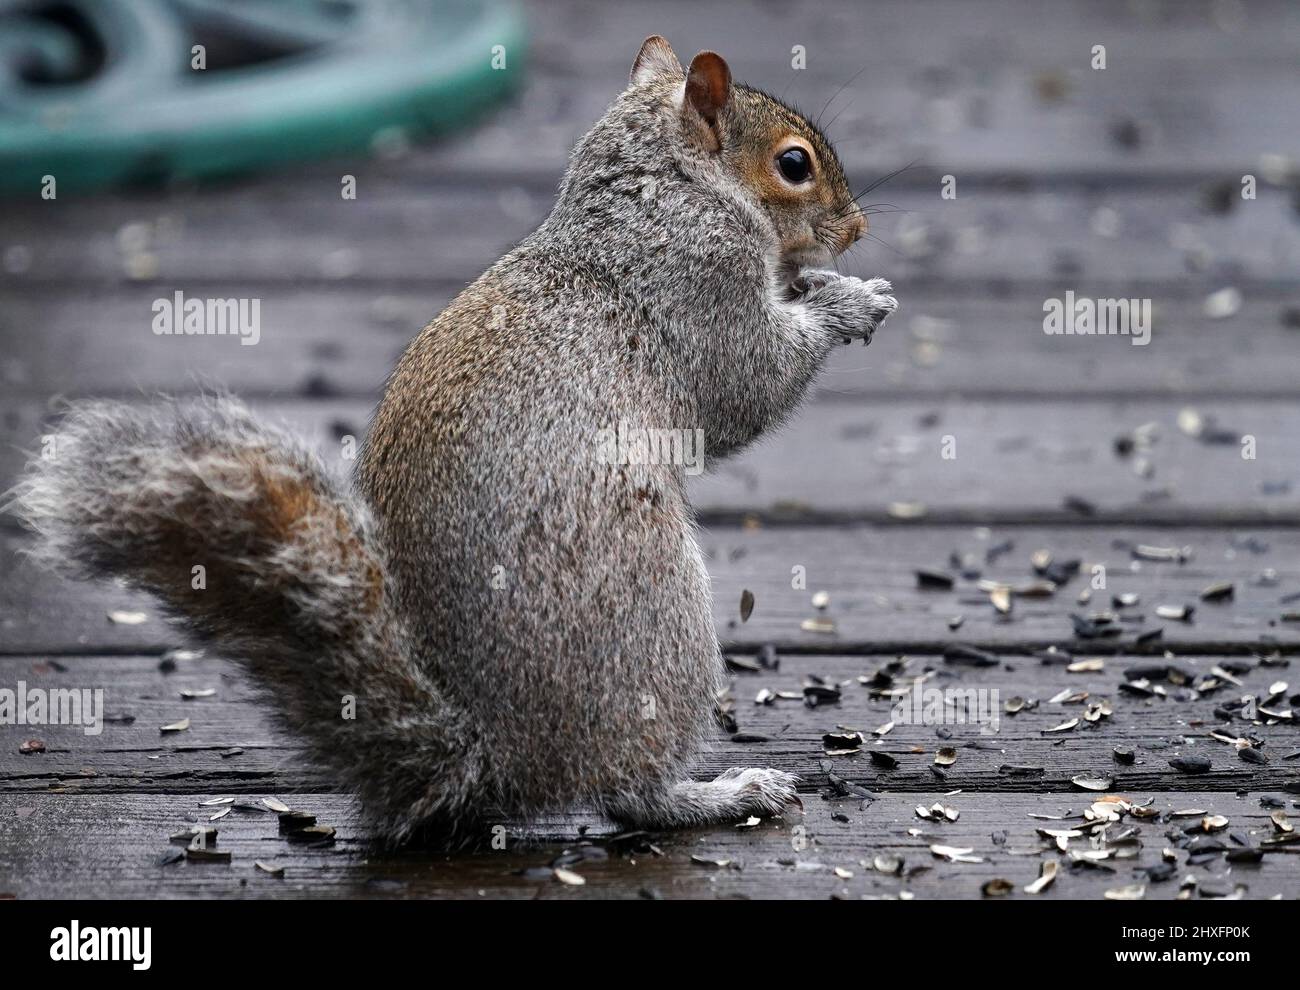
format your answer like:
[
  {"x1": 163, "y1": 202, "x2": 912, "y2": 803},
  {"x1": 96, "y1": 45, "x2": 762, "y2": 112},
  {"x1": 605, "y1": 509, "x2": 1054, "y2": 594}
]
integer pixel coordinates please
[{"x1": 9, "y1": 41, "x2": 895, "y2": 844}]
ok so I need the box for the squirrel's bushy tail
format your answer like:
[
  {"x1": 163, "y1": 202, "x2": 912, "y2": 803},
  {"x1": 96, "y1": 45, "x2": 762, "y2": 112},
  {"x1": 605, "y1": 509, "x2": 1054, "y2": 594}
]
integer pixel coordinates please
[{"x1": 9, "y1": 397, "x2": 480, "y2": 842}]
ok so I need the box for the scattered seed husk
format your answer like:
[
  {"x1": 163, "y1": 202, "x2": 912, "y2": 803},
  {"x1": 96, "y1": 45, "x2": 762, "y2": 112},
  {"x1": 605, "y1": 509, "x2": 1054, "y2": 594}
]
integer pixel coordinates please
[
  {"x1": 278, "y1": 811, "x2": 317, "y2": 832},
  {"x1": 199, "y1": 796, "x2": 234, "y2": 807},
  {"x1": 1015, "y1": 580, "x2": 1059, "y2": 598},
  {"x1": 261, "y1": 797, "x2": 291, "y2": 813},
  {"x1": 888, "y1": 500, "x2": 927, "y2": 520},
  {"x1": 1024, "y1": 860, "x2": 1059, "y2": 894},
  {"x1": 1003, "y1": 696, "x2": 1025, "y2": 715},
  {"x1": 219, "y1": 747, "x2": 244, "y2": 759},
  {"x1": 155, "y1": 848, "x2": 185, "y2": 867},
  {"x1": 159, "y1": 718, "x2": 190, "y2": 734},
  {"x1": 990, "y1": 586, "x2": 1013, "y2": 615},
  {"x1": 1238, "y1": 746, "x2": 1268, "y2": 765},
  {"x1": 833, "y1": 866, "x2": 853, "y2": 879},
  {"x1": 915, "y1": 568, "x2": 955, "y2": 590},
  {"x1": 982, "y1": 878, "x2": 1014, "y2": 897},
  {"x1": 999, "y1": 764, "x2": 1046, "y2": 777},
  {"x1": 934, "y1": 747, "x2": 958, "y2": 767},
  {"x1": 1156, "y1": 604, "x2": 1195, "y2": 621},
  {"x1": 1272, "y1": 810, "x2": 1293, "y2": 833},
  {"x1": 1036, "y1": 828, "x2": 1082, "y2": 851},
  {"x1": 947, "y1": 615, "x2": 964, "y2": 630},
  {"x1": 1105, "y1": 883, "x2": 1146, "y2": 900},
  {"x1": 285, "y1": 825, "x2": 335, "y2": 845},
  {"x1": 1225, "y1": 847, "x2": 1264, "y2": 864},
  {"x1": 916, "y1": 802, "x2": 959, "y2": 822},
  {"x1": 209, "y1": 807, "x2": 231, "y2": 822},
  {"x1": 1113, "y1": 747, "x2": 1136, "y2": 765},
  {"x1": 1210, "y1": 665, "x2": 1243, "y2": 686},
  {"x1": 185, "y1": 845, "x2": 232, "y2": 863},
  {"x1": 800, "y1": 617, "x2": 835, "y2": 634},
  {"x1": 739, "y1": 590, "x2": 754, "y2": 622},
  {"x1": 802, "y1": 681, "x2": 841, "y2": 706},
  {"x1": 107, "y1": 610, "x2": 148, "y2": 625},
  {"x1": 930, "y1": 844, "x2": 983, "y2": 864},
  {"x1": 725, "y1": 655, "x2": 762, "y2": 673},
  {"x1": 1067, "y1": 658, "x2": 1105, "y2": 673},
  {"x1": 255, "y1": 861, "x2": 285, "y2": 877},
  {"x1": 553, "y1": 867, "x2": 586, "y2": 885},
  {"x1": 823, "y1": 731, "x2": 865, "y2": 755},
  {"x1": 1084, "y1": 701, "x2": 1113, "y2": 722},
  {"x1": 1201, "y1": 581, "x2": 1235, "y2": 602},
  {"x1": 873, "y1": 854, "x2": 902, "y2": 875},
  {"x1": 1071, "y1": 773, "x2": 1114, "y2": 792},
  {"x1": 18, "y1": 739, "x2": 45, "y2": 754},
  {"x1": 1045, "y1": 718, "x2": 1079, "y2": 733},
  {"x1": 180, "y1": 688, "x2": 216, "y2": 700},
  {"x1": 1072, "y1": 612, "x2": 1122, "y2": 639},
  {"x1": 1169, "y1": 756, "x2": 1212, "y2": 774},
  {"x1": 736, "y1": 816, "x2": 761, "y2": 829},
  {"x1": 870, "y1": 751, "x2": 899, "y2": 770},
  {"x1": 1134, "y1": 544, "x2": 1191, "y2": 563}
]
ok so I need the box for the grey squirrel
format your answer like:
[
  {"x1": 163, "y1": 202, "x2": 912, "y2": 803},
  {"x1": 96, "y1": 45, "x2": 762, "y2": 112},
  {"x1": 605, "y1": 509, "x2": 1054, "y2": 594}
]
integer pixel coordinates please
[{"x1": 11, "y1": 37, "x2": 897, "y2": 843}]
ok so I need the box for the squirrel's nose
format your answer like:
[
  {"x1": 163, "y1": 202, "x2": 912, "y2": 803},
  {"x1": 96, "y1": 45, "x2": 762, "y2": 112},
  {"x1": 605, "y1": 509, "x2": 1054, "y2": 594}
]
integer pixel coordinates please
[
  {"x1": 852, "y1": 210, "x2": 867, "y2": 241},
  {"x1": 840, "y1": 210, "x2": 867, "y2": 253}
]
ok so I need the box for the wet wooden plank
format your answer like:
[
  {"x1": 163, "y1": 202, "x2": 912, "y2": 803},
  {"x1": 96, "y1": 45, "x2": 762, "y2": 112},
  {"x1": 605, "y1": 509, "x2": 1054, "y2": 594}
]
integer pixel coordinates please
[
  {"x1": 0, "y1": 789, "x2": 1294, "y2": 899},
  {"x1": 5, "y1": 287, "x2": 1299, "y2": 400},
  {"x1": 4, "y1": 397, "x2": 1298, "y2": 531},
  {"x1": 5, "y1": 525, "x2": 1299, "y2": 656},
  {"x1": 3, "y1": 185, "x2": 1296, "y2": 290},
  {"x1": 3, "y1": 652, "x2": 1295, "y2": 795},
  {"x1": 691, "y1": 399, "x2": 1300, "y2": 524},
  {"x1": 495, "y1": 0, "x2": 1300, "y2": 183}
]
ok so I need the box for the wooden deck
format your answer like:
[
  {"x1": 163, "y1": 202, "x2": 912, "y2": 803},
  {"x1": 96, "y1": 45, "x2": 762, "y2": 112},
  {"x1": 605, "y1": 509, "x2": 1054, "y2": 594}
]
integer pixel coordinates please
[{"x1": 2, "y1": 0, "x2": 1299, "y2": 899}]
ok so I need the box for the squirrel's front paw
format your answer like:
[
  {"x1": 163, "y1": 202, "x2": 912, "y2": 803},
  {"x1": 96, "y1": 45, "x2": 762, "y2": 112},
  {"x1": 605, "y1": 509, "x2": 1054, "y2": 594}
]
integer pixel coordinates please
[{"x1": 798, "y1": 271, "x2": 898, "y2": 344}]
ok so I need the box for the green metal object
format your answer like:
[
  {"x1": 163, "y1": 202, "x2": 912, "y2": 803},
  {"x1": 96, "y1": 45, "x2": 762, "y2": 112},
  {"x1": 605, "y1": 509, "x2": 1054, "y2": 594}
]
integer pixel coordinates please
[{"x1": 0, "y1": 0, "x2": 526, "y2": 194}]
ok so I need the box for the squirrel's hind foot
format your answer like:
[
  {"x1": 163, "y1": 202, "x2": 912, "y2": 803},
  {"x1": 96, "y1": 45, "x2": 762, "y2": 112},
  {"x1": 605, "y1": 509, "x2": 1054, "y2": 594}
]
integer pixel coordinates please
[{"x1": 605, "y1": 767, "x2": 801, "y2": 829}]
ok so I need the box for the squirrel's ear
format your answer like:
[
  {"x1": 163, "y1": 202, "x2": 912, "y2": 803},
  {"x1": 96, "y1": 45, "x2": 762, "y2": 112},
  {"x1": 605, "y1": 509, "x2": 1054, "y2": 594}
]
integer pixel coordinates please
[
  {"x1": 684, "y1": 51, "x2": 731, "y2": 150},
  {"x1": 630, "y1": 36, "x2": 682, "y2": 86}
]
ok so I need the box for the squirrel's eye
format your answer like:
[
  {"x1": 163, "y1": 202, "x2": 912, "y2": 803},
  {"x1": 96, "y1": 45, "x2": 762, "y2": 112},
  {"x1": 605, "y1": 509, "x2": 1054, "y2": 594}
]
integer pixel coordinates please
[{"x1": 776, "y1": 147, "x2": 812, "y2": 183}]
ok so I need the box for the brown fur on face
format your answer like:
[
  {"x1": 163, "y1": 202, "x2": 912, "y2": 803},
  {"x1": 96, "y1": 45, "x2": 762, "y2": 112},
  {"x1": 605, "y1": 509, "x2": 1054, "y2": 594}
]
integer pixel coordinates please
[{"x1": 721, "y1": 84, "x2": 866, "y2": 274}]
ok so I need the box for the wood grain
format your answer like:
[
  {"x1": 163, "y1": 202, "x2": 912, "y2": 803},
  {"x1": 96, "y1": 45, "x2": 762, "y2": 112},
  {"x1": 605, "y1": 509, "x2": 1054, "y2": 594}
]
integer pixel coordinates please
[
  {"x1": 3, "y1": 653, "x2": 1295, "y2": 796},
  {"x1": 6, "y1": 525, "x2": 1300, "y2": 656},
  {"x1": 0, "y1": 790, "x2": 1294, "y2": 900}
]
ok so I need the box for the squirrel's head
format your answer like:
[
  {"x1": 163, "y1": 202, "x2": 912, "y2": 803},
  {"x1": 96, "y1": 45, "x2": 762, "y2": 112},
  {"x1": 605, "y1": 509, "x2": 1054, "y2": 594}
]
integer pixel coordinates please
[{"x1": 629, "y1": 36, "x2": 866, "y2": 275}]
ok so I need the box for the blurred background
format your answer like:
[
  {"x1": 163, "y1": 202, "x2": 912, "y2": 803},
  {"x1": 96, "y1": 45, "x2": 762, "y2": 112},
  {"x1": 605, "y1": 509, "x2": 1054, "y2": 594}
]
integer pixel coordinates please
[
  {"x1": 1, "y1": 0, "x2": 1298, "y2": 521},
  {"x1": 1, "y1": 0, "x2": 1299, "y2": 623},
  {"x1": 2, "y1": 0, "x2": 1300, "y2": 902}
]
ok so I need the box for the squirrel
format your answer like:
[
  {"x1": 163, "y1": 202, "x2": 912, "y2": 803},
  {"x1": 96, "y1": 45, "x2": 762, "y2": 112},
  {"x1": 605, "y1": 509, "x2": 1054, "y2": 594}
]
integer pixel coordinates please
[{"x1": 11, "y1": 37, "x2": 897, "y2": 844}]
